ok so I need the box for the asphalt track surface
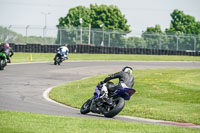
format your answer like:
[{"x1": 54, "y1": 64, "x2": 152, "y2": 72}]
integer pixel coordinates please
[{"x1": 0, "y1": 61, "x2": 200, "y2": 129}]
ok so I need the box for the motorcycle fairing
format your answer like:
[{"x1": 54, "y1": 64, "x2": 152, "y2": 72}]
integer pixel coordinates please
[{"x1": 114, "y1": 88, "x2": 136, "y2": 100}]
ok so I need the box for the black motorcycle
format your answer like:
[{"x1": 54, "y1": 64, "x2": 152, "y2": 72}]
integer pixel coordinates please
[
  {"x1": 80, "y1": 82, "x2": 136, "y2": 118},
  {"x1": 54, "y1": 51, "x2": 68, "y2": 65}
]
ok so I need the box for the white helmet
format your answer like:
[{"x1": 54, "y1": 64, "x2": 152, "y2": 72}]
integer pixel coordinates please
[{"x1": 122, "y1": 66, "x2": 133, "y2": 74}]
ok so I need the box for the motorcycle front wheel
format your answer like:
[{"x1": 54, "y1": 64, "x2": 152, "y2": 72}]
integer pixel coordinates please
[
  {"x1": 54, "y1": 56, "x2": 61, "y2": 65},
  {"x1": 103, "y1": 97, "x2": 125, "y2": 118},
  {"x1": 80, "y1": 97, "x2": 94, "y2": 114},
  {"x1": 0, "y1": 59, "x2": 5, "y2": 70}
]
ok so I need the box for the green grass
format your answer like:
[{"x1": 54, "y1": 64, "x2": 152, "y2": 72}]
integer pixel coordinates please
[
  {"x1": 0, "y1": 111, "x2": 199, "y2": 133},
  {"x1": 11, "y1": 52, "x2": 200, "y2": 63},
  {"x1": 5, "y1": 53, "x2": 200, "y2": 132},
  {"x1": 12, "y1": 53, "x2": 55, "y2": 63},
  {"x1": 49, "y1": 68, "x2": 200, "y2": 125}
]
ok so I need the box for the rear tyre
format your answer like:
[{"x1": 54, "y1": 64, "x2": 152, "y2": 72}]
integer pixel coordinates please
[{"x1": 103, "y1": 97, "x2": 125, "y2": 118}]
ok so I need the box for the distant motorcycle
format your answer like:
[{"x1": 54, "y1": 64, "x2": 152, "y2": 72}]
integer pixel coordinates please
[
  {"x1": 54, "y1": 51, "x2": 68, "y2": 65},
  {"x1": 80, "y1": 82, "x2": 136, "y2": 118},
  {"x1": 0, "y1": 52, "x2": 7, "y2": 70}
]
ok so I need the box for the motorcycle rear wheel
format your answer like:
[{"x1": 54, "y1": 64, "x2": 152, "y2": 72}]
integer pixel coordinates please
[{"x1": 103, "y1": 97, "x2": 125, "y2": 118}]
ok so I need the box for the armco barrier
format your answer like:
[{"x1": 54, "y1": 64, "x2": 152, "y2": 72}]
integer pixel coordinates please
[{"x1": 8, "y1": 43, "x2": 200, "y2": 56}]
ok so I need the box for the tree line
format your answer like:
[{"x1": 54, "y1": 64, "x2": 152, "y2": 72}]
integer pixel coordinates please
[
  {"x1": 1, "y1": 4, "x2": 200, "y2": 51},
  {"x1": 0, "y1": 26, "x2": 56, "y2": 44},
  {"x1": 57, "y1": 5, "x2": 200, "y2": 51}
]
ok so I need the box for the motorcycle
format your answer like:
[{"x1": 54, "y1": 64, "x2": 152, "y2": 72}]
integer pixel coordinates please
[
  {"x1": 0, "y1": 52, "x2": 7, "y2": 70},
  {"x1": 80, "y1": 82, "x2": 136, "y2": 118},
  {"x1": 54, "y1": 51, "x2": 68, "y2": 65}
]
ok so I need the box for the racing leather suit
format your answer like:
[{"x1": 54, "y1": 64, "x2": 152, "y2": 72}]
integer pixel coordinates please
[
  {"x1": 92, "y1": 70, "x2": 134, "y2": 108},
  {"x1": 102, "y1": 71, "x2": 134, "y2": 92},
  {"x1": 54, "y1": 46, "x2": 69, "y2": 60}
]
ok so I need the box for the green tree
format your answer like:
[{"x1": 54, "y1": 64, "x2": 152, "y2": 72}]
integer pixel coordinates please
[
  {"x1": 144, "y1": 25, "x2": 163, "y2": 34},
  {"x1": 0, "y1": 26, "x2": 25, "y2": 43},
  {"x1": 165, "y1": 9, "x2": 200, "y2": 35},
  {"x1": 90, "y1": 4, "x2": 130, "y2": 32},
  {"x1": 142, "y1": 25, "x2": 165, "y2": 49},
  {"x1": 126, "y1": 37, "x2": 144, "y2": 48},
  {"x1": 56, "y1": 4, "x2": 130, "y2": 45},
  {"x1": 89, "y1": 4, "x2": 130, "y2": 47},
  {"x1": 56, "y1": 6, "x2": 91, "y2": 44},
  {"x1": 58, "y1": 6, "x2": 91, "y2": 28},
  {"x1": 57, "y1": 4, "x2": 130, "y2": 32},
  {"x1": 165, "y1": 9, "x2": 200, "y2": 51}
]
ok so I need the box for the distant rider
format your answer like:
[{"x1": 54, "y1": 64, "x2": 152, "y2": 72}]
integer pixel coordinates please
[
  {"x1": 54, "y1": 45, "x2": 69, "y2": 62},
  {"x1": 97, "y1": 66, "x2": 134, "y2": 99},
  {"x1": 0, "y1": 43, "x2": 14, "y2": 63}
]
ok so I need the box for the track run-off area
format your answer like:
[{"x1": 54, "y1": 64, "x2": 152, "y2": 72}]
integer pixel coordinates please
[{"x1": 0, "y1": 61, "x2": 200, "y2": 128}]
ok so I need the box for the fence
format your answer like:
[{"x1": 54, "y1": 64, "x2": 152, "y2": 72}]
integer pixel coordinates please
[
  {"x1": 1, "y1": 25, "x2": 200, "y2": 52},
  {"x1": 7, "y1": 43, "x2": 200, "y2": 56}
]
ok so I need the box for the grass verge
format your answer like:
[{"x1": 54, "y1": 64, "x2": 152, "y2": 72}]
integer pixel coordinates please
[
  {"x1": 11, "y1": 52, "x2": 200, "y2": 63},
  {"x1": 0, "y1": 110, "x2": 199, "y2": 133},
  {"x1": 49, "y1": 68, "x2": 200, "y2": 124}
]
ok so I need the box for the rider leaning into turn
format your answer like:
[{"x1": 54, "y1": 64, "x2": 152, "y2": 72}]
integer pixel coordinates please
[
  {"x1": 0, "y1": 43, "x2": 14, "y2": 63},
  {"x1": 54, "y1": 45, "x2": 69, "y2": 60},
  {"x1": 99, "y1": 66, "x2": 134, "y2": 98}
]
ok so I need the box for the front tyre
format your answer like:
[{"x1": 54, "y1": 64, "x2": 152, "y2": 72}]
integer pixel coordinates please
[
  {"x1": 0, "y1": 59, "x2": 4, "y2": 70},
  {"x1": 54, "y1": 59, "x2": 57, "y2": 65},
  {"x1": 54, "y1": 56, "x2": 60, "y2": 65},
  {"x1": 80, "y1": 97, "x2": 93, "y2": 114},
  {"x1": 104, "y1": 97, "x2": 125, "y2": 118}
]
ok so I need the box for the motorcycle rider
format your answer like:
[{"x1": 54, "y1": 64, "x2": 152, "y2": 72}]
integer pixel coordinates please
[
  {"x1": 97, "y1": 66, "x2": 134, "y2": 99},
  {"x1": 54, "y1": 45, "x2": 69, "y2": 63},
  {"x1": 0, "y1": 43, "x2": 14, "y2": 63}
]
